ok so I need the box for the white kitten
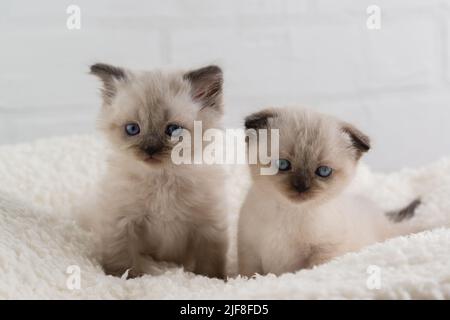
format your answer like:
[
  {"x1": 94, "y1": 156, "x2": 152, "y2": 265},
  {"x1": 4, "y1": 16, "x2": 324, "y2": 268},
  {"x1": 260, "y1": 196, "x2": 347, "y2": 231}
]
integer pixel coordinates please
[
  {"x1": 88, "y1": 63, "x2": 228, "y2": 279},
  {"x1": 238, "y1": 107, "x2": 421, "y2": 276}
]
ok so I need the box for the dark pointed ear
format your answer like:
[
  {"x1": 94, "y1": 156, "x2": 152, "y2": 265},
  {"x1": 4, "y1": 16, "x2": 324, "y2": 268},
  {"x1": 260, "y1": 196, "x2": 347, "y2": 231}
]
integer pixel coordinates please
[
  {"x1": 342, "y1": 123, "x2": 371, "y2": 158},
  {"x1": 183, "y1": 65, "x2": 223, "y2": 110},
  {"x1": 90, "y1": 63, "x2": 128, "y2": 105},
  {"x1": 244, "y1": 109, "x2": 277, "y2": 130}
]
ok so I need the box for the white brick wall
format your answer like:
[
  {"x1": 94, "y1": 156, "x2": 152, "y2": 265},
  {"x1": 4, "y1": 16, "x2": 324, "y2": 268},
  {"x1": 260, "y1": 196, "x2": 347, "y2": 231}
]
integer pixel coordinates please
[{"x1": 0, "y1": 0, "x2": 449, "y2": 170}]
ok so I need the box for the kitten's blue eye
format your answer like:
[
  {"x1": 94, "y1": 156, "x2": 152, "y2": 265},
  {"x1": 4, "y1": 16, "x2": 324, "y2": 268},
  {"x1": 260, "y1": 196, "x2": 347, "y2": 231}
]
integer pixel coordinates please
[
  {"x1": 316, "y1": 166, "x2": 333, "y2": 178},
  {"x1": 165, "y1": 124, "x2": 183, "y2": 137},
  {"x1": 125, "y1": 123, "x2": 140, "y2": 136},
  {"x1": 276, "y1": 159, "x2": 291, "y2": 171}
]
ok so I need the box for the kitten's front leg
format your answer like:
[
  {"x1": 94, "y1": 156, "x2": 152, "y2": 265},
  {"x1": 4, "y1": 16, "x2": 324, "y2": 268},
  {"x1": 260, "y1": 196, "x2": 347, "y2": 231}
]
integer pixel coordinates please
[
  {"x1": 238, "y1": 245, "x2": 263, "y2": 277},
  {"x1": 190, "y1": 227, "x2": 228, "y2": 279},
  {"x1": 101, "y1": 217, "x2": 151, "y2": 278},
  {"x1": 101, "y1": 221, "x2": 138, "y2": 277}
]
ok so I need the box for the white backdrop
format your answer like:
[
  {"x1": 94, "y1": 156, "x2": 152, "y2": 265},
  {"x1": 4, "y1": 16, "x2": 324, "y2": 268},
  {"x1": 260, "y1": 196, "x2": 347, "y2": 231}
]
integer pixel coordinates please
[{"x1": 0, "y1": 0, "x2": 449, "y2": 170}]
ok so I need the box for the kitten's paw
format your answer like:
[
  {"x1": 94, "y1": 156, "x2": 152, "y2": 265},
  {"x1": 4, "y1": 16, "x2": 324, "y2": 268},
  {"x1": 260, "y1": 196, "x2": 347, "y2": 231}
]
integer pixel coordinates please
[{"x1": 139, "y1": 257, "x2": 179, "y2": 276}]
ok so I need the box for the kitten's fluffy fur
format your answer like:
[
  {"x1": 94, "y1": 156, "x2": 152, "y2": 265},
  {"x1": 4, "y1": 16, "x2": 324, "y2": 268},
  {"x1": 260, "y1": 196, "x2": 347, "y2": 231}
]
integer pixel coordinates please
[
  {"x1": 238, "y1": 107, "x2": 420, "y2": 276},
  {"x1": 89, "y1": 63, "x2": 228, "y2": 278}
]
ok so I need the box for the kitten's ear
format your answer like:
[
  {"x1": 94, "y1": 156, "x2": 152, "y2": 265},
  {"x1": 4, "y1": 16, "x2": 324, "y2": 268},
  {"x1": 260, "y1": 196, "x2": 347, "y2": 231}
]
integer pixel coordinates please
[
  {"x1": 244, "y1": 109, "x2": 277, "y2": 130},
  {"x1": 184, "y1": 65, "x2": 223, "y2": 110},
  {"x1": 341, "y1": 123, "x2": 371, "y2": 158},
  {"x1": 90, "y1": 63, "x2": 128, "y2": 105}
]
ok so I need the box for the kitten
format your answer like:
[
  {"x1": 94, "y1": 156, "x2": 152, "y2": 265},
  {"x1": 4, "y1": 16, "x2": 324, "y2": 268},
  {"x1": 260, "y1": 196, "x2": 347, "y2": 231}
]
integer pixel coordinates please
[
  {"x1": 89, "y1": 63, "x2": 228, "y2": 279},
  {"x1": 238, "y1": 107, "x2": 421, "y2": 276}
]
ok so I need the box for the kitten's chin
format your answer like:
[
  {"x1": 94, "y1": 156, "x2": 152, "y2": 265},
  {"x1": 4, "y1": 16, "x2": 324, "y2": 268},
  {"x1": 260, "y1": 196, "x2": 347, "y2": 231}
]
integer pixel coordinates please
[
  {"x1": 281, "y1": 189, "x2": 320, "y2": 205},
  {"x1": 143, "y1": 156, "x2": 163, "y2": 164},
  {"x1": 285, "y1": 193, "x2": 315, "y2": 204},
  {"x1": 139, "y1": 154, "x2": 169, "y2": 167}
]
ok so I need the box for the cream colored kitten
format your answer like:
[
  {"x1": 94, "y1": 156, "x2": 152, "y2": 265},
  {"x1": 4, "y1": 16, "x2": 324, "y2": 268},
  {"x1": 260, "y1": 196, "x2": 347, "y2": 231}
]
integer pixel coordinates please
[
  {"x1": 89, "y1": 63, "x2": 227, "y2": 279},
  {"x1": 238, "y1": 107, "x2": 421, "y2": 276}
]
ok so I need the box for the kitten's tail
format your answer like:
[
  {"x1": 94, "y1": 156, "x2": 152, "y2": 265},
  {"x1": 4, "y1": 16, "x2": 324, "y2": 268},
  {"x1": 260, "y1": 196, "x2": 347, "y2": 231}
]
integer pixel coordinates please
[
  {"x1": 385, "y1": 198, "x2": 421, "y2": 223},
  {"x1": 383, "y1": 198, "x2": 424, "y2": 238}
]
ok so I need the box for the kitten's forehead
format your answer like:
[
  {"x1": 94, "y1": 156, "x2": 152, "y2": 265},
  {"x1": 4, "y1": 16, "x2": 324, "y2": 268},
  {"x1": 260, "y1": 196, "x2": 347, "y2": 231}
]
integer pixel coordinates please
[
  {"x1": 112, "y1": 70, "x2": 195, "y2": 124},
  {"x1": 133, "y1": 71, "x2": 191, "y2": 108},
  {"x1": 270, "y1": 108, "x2": 342, "y2": 164}
]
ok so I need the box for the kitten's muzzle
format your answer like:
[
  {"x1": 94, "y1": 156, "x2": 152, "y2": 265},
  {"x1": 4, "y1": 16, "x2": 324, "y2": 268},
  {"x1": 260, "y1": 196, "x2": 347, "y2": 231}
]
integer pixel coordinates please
[
  {"x1": 143, "y1": 144, "x2": 163, "y2": 156},
  {"x1": 292, "y1": 178, "x2": 311, "y2": 193}
]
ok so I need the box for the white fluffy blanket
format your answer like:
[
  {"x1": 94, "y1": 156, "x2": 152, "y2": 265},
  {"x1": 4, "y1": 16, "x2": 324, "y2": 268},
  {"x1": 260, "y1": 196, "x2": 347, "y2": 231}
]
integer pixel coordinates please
[{"x1": 0, "y1": 135, "x2": 449, "y2": 299}]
